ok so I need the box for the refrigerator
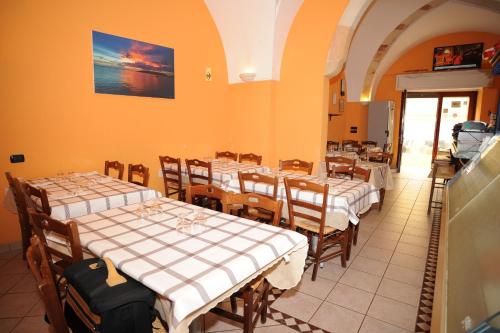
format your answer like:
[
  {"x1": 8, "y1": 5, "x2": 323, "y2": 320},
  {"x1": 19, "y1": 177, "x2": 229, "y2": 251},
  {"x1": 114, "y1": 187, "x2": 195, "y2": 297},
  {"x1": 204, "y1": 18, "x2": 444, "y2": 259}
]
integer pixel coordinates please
[{"x1": 367, "y1": 101, "x2": 395, "y2": 149}]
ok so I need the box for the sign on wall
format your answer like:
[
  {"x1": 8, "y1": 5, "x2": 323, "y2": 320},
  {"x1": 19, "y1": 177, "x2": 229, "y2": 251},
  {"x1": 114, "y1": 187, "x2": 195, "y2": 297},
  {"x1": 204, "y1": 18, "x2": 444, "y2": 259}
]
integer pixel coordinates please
[{"x1": 92, "y1": 31, "x2": 175, "y2": 99}]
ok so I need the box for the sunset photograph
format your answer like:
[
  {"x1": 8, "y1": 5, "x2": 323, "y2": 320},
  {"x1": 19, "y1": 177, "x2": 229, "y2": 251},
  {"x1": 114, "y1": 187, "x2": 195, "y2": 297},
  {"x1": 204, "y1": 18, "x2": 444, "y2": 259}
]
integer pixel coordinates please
[{"x1": 92, "y1": 31, "x2": 174, "y2": 99}]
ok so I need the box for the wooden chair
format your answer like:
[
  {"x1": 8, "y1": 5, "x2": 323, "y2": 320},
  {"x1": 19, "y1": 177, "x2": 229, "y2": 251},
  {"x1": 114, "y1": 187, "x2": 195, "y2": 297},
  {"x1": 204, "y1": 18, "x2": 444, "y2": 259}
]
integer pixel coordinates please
[
  {"x1": 104, "y1": 160, "x2": 124, "y2": 180},
  {"x1": 327, "y1": 141, "x2": 340, "y2": 151},
  {"x1": 368, "y1": 152, "x2": 392, "y2": 164},
  {"x1": 186, "y1": 184, "x2": 225, "y2": 211},
  {"x1": 127, "y1": 164, "x2": 149, "y2": 187},
  {"x1": 361, "y1": 140, "x2": 377, "y2": 148},
  {"x1": 5, "y1": 172, "x2": 31, "y2": 259},
  {"x1": 212, "y1": 192, "x2": 282, "y2": 332},
  {"x1": 27, "y1": 236, "x2": 70, "y2": 333},
  {"x1": 27, "y1": 208, "x2": 83, "y2": 277},
  {"x1": 159, "y1": 155, "x2": 185, "y2": 201},
  {"x1": 21, "y1": 182, "x2": 51, "y2": 216},
  {"x1": 238, "y1": 172, "x2": 279, "y2": 223},
  {"x1": 325, "y1": 156, "x2": 355, "y2": 179},
  {"x1": 342, "y1": 140, "x2": 357, "y2": 150},
  {"x1": 238, "y1": 153, "x2": 262, "y2": 165},
  {"x1": 383, "y1": 143, "x2": 392, "y2": 153},
  {"x1": 352, "y1": 167, "x2": 371, "y2": 182},
  {"x1": 427, "y1": 160, "x2": 455, "y2": 215},
  {"x1": 345, "y1": 142, "x2": 362, "y2": 153},
  {"x1": 215, "y1": 151, "x2": 237, "y2": 161},
  {"x1": 185, "y1": 159, "x2": 212, "y2": 185},
  {"x1": 280, "y1": 159, "x2": 313, "y2": 175},
  {"x1": 283, "y1": 178, "x2": 348, "y2": 281}
]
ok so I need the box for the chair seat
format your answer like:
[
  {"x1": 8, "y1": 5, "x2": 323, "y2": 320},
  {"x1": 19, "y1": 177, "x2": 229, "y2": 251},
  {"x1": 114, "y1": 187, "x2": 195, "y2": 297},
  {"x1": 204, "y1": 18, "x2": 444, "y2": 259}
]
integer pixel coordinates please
[
  {"x1": 435, "y1": 164, "x2": 455, "y2": 180},
  {"x1": 294, "y1": 217, "x2": 336, "y2": 234}
]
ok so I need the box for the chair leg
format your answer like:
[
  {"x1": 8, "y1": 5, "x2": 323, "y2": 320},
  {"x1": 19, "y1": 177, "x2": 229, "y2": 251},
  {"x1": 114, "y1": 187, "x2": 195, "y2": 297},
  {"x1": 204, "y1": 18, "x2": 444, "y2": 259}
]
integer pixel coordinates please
[
  {"x1": 311, "y1": 234, "x2": 324, "y2": 281},
  {"x1": 427, "y1": 176, "x2": 436, "y2": 215},
  {"x1": 242, "y1": 287, "x2": 254, "y2": 333},
  {"x1": 340, "y1": 230, "x2": 348, "y2": 268},
  {"x1": 346, "y1": 224, "x2": 353, "y2": 261},
  {"x1": 353, "y1": 224, "x2": 359, "y2": 246},
  {"x1": 378, "y1": 188, "x2": 386, "y2": 211},
  {"x1": 230, "y1": 295, "x2": 238, "y2": 313},
  {"x1": 260, "y1": 280, "x2": 270, "y2": 324}
]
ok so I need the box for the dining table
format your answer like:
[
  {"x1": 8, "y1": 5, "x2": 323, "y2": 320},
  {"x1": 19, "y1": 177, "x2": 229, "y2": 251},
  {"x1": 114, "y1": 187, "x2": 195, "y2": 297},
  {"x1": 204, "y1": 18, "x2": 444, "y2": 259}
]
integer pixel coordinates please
[
  {"x1": 47, "y1": 197, "x2": 308, "y2": 333},
  {"x1": 4, "y1": 171, "x2": 161, "y2": 220},
  {"x1": 161, "y1": 159, "x2": 270, "y2": 186},
  {"x1": 222, "y1": 171, "x2": 380, "y2": 231}
]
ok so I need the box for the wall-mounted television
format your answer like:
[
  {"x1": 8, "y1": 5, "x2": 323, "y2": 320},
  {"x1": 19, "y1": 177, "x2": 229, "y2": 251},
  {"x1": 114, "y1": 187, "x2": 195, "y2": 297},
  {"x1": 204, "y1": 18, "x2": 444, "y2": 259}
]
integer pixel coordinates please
[{"x1": 433, "y1": 43, "x2": 483, "y2": 71}]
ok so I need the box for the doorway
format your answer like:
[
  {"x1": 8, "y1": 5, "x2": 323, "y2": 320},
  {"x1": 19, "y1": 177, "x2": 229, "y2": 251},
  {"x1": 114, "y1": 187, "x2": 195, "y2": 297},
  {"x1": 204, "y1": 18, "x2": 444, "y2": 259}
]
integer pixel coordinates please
[{"x1": 398, "y1": 91, "x2": 477, "y2": 177}]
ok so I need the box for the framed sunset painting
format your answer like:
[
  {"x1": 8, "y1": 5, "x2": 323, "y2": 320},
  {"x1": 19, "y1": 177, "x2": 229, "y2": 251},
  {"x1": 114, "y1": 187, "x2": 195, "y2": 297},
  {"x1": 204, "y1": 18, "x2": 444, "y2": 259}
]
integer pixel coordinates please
[{"x1": 92, "y1": 31, "x2": 174, "y2": 99}]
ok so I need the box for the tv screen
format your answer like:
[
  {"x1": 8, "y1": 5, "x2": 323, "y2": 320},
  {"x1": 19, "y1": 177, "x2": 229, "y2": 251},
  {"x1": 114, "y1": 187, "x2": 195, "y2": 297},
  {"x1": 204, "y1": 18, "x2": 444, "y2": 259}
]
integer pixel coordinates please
[{"x1": 433, "y1": 43, "x2": 483, "y2": 71}]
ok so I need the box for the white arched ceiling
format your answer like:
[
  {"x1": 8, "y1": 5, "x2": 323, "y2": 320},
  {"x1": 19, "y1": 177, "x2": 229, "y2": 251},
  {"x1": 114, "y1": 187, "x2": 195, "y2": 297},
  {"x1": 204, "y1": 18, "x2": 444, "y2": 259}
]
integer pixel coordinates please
[
  {"x1": 325, "y1": 0, "x2": 374, "y2": 78},
  {"x1": 204, "y1": 0, "x2": 303, "y2": 84},
  {"x1": 344, "y1": 0, "x2": 433, "y2": 101},
  {"x1": 372, "y1": 1, "x2": 500, "y2": 96}
]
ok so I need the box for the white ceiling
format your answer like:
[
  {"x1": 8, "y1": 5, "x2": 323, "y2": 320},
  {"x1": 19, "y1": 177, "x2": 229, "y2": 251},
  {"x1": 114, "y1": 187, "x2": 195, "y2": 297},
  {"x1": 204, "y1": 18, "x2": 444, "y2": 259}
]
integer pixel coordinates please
[{"x1": 372, "y1": 0, "x2": 500, "y2": 97}]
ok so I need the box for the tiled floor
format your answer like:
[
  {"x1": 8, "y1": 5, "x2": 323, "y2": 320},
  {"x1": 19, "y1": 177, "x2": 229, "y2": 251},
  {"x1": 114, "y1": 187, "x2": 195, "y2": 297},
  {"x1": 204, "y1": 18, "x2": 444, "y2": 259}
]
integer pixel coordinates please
[{"x1": 0, "y1": 172, "x2": 434, "y2": 333}]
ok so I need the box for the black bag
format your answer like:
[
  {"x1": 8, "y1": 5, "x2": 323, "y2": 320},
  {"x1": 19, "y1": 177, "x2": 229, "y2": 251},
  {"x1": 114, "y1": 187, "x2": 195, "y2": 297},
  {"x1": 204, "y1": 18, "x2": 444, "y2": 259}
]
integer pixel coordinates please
[{"x1": 63, "y1": 257, "x2": 156, "y2": 333}]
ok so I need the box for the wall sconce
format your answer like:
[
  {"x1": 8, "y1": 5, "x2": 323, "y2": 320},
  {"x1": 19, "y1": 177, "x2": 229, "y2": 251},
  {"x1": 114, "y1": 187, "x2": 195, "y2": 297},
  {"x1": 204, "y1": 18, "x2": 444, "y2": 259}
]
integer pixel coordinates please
[{"x1": 239, "y1": 71, "x2": 256, "y2": 82}]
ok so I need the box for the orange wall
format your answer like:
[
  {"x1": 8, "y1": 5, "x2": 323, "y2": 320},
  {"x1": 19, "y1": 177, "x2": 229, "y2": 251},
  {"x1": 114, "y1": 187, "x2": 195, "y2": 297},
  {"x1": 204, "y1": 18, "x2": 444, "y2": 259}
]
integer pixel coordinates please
[
  {"x1": 0, "y1": 0, "x2": 229, "y2": 244},
  {"x1": 327, "y1": 70, "x2": 369, "y2": 142},
  {"x1": 375, "y1": 31, "x2": 500, "y2": 165}
]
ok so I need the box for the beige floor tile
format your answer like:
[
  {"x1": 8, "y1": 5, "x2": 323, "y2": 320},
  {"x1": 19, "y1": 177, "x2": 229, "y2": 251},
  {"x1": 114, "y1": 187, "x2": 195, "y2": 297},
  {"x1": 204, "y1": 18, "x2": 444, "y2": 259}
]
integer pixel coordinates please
[
  {"x1": 304, "y1": 262, "x2": 347, "y2": 281},
  {"x1": 339, "y1": 268, "x2": 382, "y2": 293},
  {"x1": 220, "y1": 325, "x2": 298, "y2": 333},
  {"x1": 0, "y1": 258, "x2": 29, "y2": 275},
  {"x1": 270, "y1": 289, "x2": 322, "y2": 322},
  {"x1": 367, "y1": 295, "x2": 417, "y2": 331},
  {"x1": 293, "y1": 274, "x2": 336, "y2": 300},
  {"x1": 381, "y1": 216, "x2": 407, "y2": 225},
  {"x1": 399, "y1": 234, "x2": 429, "y2": 247},
  {"x1": 350, "y1": 256, "x2": 388, "y2": 277},
  {"x1": 384, "y1": 264, "x2": 424, "y2": 288},
  {"x1": 372, "y1": 230, "x2": 401, "y2": 241},
  {"x1": 377, "y1": 278, "x2": 421, "y2": 306},
  {"x1": 327, "y1": 283, "x2": 374, "y2": 314},
  {"x1": 0, "y1": 274, "x2": 27, "y2": 294},
  {"x1": 405, "y1": 220, "x2": 431, "y2": 231},
  {"x1": 0, "y1": 252, "x2": 19, "y2": 260},
  {"x1": 395, "y1": 243, "x2": 428, "y2": 259},
  {"x1": 0, "y1": 318, "x2": 21, "y2": 333},
  {"x1": 309, "y1": 301, "x2": 364, "y2": 333},
  {"x1": 8, "y1": 274, "x2": 37, "y2": 293},
  {"x1": 403, "y1": 226, "x2": 430, "y2": 238},
  {"x1": 359, "y1": 316, "x2": 412, "y2": 333},
  {"x1": 365, "y1": 237, "x2": 398, "y2": 251},
  {"x1": 0, "y1": 292, "x2": 40, "y2": 318},
  {"x1": 390, "y1": 253, "x2": 426, "y2": 272},
  {"x1": 10, "y1": 316, "x2": 50, "y2": 333},
  {"x1": 27, "y1": 299, "x2": 46, "y2": 316},
  {"x1": 358, "y1": 246, "x2": 393, "y2": 263},
  {"x1": 377, "y1": 222, "x2": 405, "y2": 233}
]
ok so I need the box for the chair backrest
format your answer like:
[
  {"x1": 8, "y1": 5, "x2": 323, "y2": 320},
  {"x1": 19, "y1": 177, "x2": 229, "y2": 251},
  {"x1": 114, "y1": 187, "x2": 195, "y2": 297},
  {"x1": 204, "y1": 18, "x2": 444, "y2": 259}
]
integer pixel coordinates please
[
  {"x1": 342, "y1": 140, "x2": 357, "y2": 148},
  {"x1": 327, "y1": 141, "x2": 340, "y2": 151},
  {"x1": 222, "y1": 192, "x2": 283, "y2": 226},
  {"x1": 128, "y1": 164, "x2": 150, "y2": 187},
  {"x1": 5, "y1": 172, "x2": 31, "y2": 258},
  {"x1": 361, "y1": 140, "x2": 377, "y2": 147},
  {"x1": 185, "y1": 159, "x2": 212, "y2": 185},
  {"x1": 159, "y1": 155, "x2": 183, "y2": 198},
  {"x1": 27, "y1": 236, "x2": 70, "y2": 333},
  {"x1": 344, "y1": 142, "x2": 362, "y2": 153},
  {"x1": 383, "y1": 143, "x2": 392, "y2": 153},
  {"x1": 238, "y1": 172, "x2": 278, "y2": 199},
  {"x1": 21, "y1": 182, "x2": 51, "y2": 215},
  {"x1": 280, "y1": 159, "x2": 313, "y2": 175},
  {"x1": 215, "y1": 151, "x2": 237, "y2": 161},
  {"x1": 353, "y1": 167, "x2": 371, "y2": 182},
  {"x1": 283, "y1": 178, "x2": 329, "y2": 232},
  {"x1": 367, "y1": 152, "x2": 393, "y2": 164},
  {"x1": 27, "y1": 208, "x2": 83, "y2": 276},
  {"x1": 186, "y1": 184, "x2": 226, "y2": 204},
  {"x1": 238, "y1": 153, "x2": 262, "y2": 165},
  {"x1": 104, "y1": 160, "x2": 124, "y2": 180},
  {"x1": 325, "y1": 156, "x2": 356, "y2": 178}
]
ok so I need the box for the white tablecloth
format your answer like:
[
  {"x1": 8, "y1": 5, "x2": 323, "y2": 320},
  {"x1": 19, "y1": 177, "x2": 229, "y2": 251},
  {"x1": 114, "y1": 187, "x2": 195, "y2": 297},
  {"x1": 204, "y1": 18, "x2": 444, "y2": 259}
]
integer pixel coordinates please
[
  {"x1": 222, "y1": 171, "x2": 379, "y2": 230},
  {"x1": 319, "y1": 161, "x2": 394, "y2": 190},
  {"x1": 162, "y1": 160, "x2": 270, "y2": 187},
  {"x1": 68, "y1": 197, "x2": 307, "y2": 333},
  {"x1": 5, "y1": 172, "x2": 161, "y2": 220}
]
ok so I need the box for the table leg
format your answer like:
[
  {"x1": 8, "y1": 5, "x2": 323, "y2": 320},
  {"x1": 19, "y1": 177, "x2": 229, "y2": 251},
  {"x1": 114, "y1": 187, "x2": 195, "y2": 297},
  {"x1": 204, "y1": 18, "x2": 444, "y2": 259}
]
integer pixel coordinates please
[{"x1": 189, "y1": 316, "x2": 203, "y2": 333}]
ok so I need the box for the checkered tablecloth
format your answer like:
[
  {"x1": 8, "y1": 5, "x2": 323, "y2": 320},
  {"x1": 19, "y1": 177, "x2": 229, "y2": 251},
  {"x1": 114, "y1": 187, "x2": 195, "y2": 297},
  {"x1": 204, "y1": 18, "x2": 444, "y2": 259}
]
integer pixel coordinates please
[
  {"x1": 223, "y1": 171, "x2": 379, "y2": 230},
  {"x1": 71, "y1": 197, "x2": 307, "y2": 332},
  {"x1": 25, "y1": 172, "x2": 161, "y2": 220},
  {"x1": 319, "y1": 160, "x2": 394, "y2": 190},
  {"x1": 162, "y1": 160, "x2": 270, "y2": 186},
  {"x1": 325, "y1": 151, "x2": 359, "y2": 160}
]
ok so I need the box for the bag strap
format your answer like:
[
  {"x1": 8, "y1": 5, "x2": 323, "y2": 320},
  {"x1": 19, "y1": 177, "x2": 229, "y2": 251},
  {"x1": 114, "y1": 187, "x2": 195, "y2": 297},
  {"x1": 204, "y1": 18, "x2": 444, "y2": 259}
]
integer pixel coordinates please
[{"x1": 103, "y1": 257, "x2": 127, "y2": 287}]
